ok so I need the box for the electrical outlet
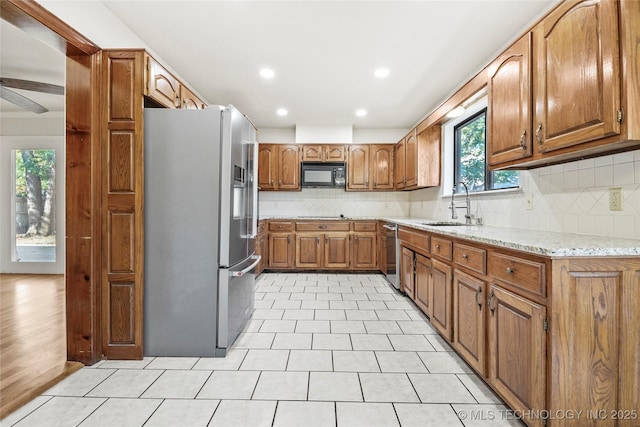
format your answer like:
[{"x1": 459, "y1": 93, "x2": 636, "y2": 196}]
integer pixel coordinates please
[
  {"x1": 609, "y1": 187, "x2": 623, "y2": 211},
  {"x1": 525, "y1": 193, "x2": 534, "y2": 210}
]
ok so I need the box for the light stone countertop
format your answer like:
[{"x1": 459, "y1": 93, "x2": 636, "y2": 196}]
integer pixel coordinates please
[{"x1": 259, "y1": 216, "x2": 640, "y2": 257}]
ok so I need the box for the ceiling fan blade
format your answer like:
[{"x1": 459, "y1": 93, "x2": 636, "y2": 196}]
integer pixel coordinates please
[
  {"x1": 0, "y1": 86, "x2": 49, "y2": 114},
  {"x1": 0, "y1": 77, "x2": 64, "y2": 95}
]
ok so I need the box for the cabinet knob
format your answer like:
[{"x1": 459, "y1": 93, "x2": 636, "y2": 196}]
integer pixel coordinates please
[
  {"x1": 435, "y1": 244, "x2": 441, "y2": 250},
  {"x1": 505, "y1": 267, "x2": 514, "y2": 275},
  {"x1": 462, "y1": 254, "x2": 469, "y2": 260}
]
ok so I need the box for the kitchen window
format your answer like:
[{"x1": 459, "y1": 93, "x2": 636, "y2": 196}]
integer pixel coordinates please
[{"x1": 453, "y1": 107, "x2": 519, "y2": 192}]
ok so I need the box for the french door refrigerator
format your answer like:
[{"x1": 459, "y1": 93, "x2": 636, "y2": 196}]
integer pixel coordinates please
[{"x1": 143, "y1": 106, "x2": 259, "y2": 357}]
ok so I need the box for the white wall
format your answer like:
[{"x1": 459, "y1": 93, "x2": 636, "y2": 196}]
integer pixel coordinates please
[{"x1": 409, "y1": 150, "x2": 640, "y2": 240}]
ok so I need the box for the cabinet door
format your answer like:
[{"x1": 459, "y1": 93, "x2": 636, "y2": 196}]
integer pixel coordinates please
[
  {"x1": 145, "y1": 55, "x2": 180, "y2": 109},
  {"x1": 180, "y1": 85, "x2": 205, "y2": 109},
  {"x1": 378, "y1": 235, "x2": 388, "y2": 275},
  {"x1": 394, "y1": 140, "x2": 405, "y2": 189},
  {"x1": 534, "y1": 0, "x2": 620, "y2": 153},
  {"x1": 487, "y1": 33, "x2": 532, "y2": 165},
  {"x1": 370, "y1": 145, "x2": 394, "y2": 190},
  {"x1": 258, "y1": 144, "x2": 277, "y2": 190},
  {"x1": 401, "y1": 247, "x2": 415, "y2": 299},
  {"x1": 347, "y1": 145, "x2": 370, "y2": 190},
  {"x1": 278, "y1": 145, "x2": 300, "y2": 190},
  {"x1": 296, "y1": 234, "x2": 323, "y2": 268},
  {"x1": 404, "y1": 130, "x2": 418, "y2": 188},
  {"x1": 301, "y1": 145, "x2": 323, "y2": 162},
  {"x1": 431, "y1": 258, "x2": 453, "y2": 340},
  {"x1": 325, "y1": 145, "x2": 346, "y2": 161},
  {"x1": 414, "y1": 254, "x2": 431, "y2": 315},
  {"x1": 352, "y1": 234, "x2": 377, "y2": 269},
  {"x1": 488, "y1": 285, "x2": 546, "y2": 425},
  {"x1": 324, "y1": 233, "x2": 350, "y2": 269},
  {"x1": 268, "y1": 233, "x2": 294, "y2": 268},
  {"x1": 416, "y1": 126, "x2": 441, "y2": 188},
  {"x1": 453, "y1": 270, "x2": 486, "y2": 375}
]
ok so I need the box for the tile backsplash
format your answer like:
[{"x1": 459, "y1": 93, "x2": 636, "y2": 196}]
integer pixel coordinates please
[{"x1": 259, "y1": 150, "x2": 640, "y2": 240}]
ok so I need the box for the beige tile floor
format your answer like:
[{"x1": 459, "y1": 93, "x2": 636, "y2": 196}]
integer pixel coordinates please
[{"x1": 1, "y1": 273, "x2": 523, "y2": 427}]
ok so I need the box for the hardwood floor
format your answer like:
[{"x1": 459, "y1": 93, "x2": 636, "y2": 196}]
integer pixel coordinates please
[{"x1": 0, "y1": 274, "x2": 82, "y2": 419}]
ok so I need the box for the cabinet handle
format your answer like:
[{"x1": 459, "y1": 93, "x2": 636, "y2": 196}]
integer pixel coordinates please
[
  {"x1": 319, "y1": 225, "x2": 326, "y2": 229},
  {"x1": 270, "y1": 179, "x2": 274, "y2": 186},
  {"x1": 476, "y1": 288, "x2": 483, "y2": 310},
  {"x1": 175, "y1": 94, "x2": 180, "y2": 108},
  {"x1": 535, "y1": 123, "x2": 543, "y2": 147},
  {"x1": 519, "y1": 129, "x2": 526, "y2": 150},
  {"x1": 505, "y1": 267, "x2": 514, "y2": 275},
  {"x1": 488, "y1": 290, "x2": 495, "y2": 316},
  {"x1": 287, "y1": 235, "x2": 290, "y2": 243},
  {"x1": 325, "y1": 236, "x2": 328, "y2": 244},
  {"x1": 279, "y1": 179, "x2": 282, "y2": 186},
  {"x1": 317, "y1": 237, "x2": 320, "y2": 245}
]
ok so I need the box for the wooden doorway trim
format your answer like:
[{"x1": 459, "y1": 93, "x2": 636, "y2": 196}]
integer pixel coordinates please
[{"x1": 2, "y1": 0, "x2": 102, "y2": 365}]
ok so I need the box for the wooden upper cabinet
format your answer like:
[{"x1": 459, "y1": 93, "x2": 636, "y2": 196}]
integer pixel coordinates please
[
  {"x1": 145, "y1": 54, "x2": 180, "y2": 108},
  {"x1": 416, "y1": 125, "x2": 441, "y2": 188},
  {"x1": 277, "y1": 145, "x2": 300, "y2": 190},
  {"x1": 487, "y1": 33, "x2": 532, "y2": 166},
  {"x1": 370, "y1": 145, "x2": 394, "y2": 190},
  {"x1": 533, "y1": 0, "x2": 620, "y2": 153},
  {"x1": 179, "y1": 85, "x2": 205, "y2": 110},
  {"x1": 347, "y1": 145, "x2": 369, "y2": 190},
  {"x1": 301, "y1": 144, "x2": 346, "y2": 162},
  {"x1": 394, "y1": 139, "x2": 406, "y2": 189},
  {"x1": 404, "y1": 129, "x2": 418, "y2": 188},
  {"x1": 258, "y1": 144, "x2": 277, "y2": 190}
]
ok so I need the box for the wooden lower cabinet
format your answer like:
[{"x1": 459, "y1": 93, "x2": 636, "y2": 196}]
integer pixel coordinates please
[
  {"x1": 295, "y1": 233, "x2": 350, "y2": 269},
  {"x1": 400, "y1": 247, "x2": 415, "y2": 299},
  {"x1": 414, "y1": 253, "x2": 431, "y2": 314},
  {"x1": 431, "y1": 258, "x2": 453, "y2": 340},
  {"x1": 453, "y1": 269, "x2": 486, "y2": 376},
  {"x1": 352, "y1": 233, "x2": 377, "y2": 269},
  {"x1": 488, "y1": 284, "x2": 546, "y2": 427},
  {"x1": 268, "y1": 233, "x2": 294, "y2": 269}
]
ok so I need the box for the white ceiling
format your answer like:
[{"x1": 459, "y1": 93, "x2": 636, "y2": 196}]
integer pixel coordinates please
[{"x1": 2, "y1": 1, "x2": 558, "y2": 129}]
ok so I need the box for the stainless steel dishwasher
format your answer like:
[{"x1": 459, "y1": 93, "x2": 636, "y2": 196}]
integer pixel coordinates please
[{"x1": 382, "y1": 223, "x2": 399, "y2": 289}]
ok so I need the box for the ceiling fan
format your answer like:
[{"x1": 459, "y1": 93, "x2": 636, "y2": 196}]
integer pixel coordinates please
[{"x1": 0, "y1": 77, "x2": 64, "y2": 114}]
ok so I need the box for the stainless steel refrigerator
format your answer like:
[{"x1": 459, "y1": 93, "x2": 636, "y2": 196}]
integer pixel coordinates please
[{"x1": 143, "y1": 105, "x2": 259, "y2": 357}]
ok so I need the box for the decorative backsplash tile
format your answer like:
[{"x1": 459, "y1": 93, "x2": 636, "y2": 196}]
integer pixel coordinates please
[{"x1": 259, "y1": 150, "x2": 640, "y2": 240}]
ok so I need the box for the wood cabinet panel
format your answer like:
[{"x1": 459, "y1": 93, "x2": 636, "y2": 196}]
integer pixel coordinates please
[
  {"x1": 431, "y1": 236, "x2": 453, "y2": 261},
  {"x1": 268, "y1": 233, "x2": 294, "y2": 269},
  {"x1": 107, "y1": 282, "x2": 135, "y2": 344},
  {"x1": 108, "y1": 212, "x2": 134, "y2": 273},
  {"x1": 533, "y1": 0, "x2": 620, "y2": 153},
  {"x1": 108, "y1": 132, "x2": 134, "y2": 192},
  {"x1": 370, "y1": 145, "x2": 394, "y2": 190},
  {"x1": 394, "y1": 139, "x2": 406, "y2": 189},
  {"x1": 453, "y1": 269, "x2": 486, "y2": 375},
  {"x1": 325, "y1": 234, "x2": 350, "y2": 269},
  {"x1": 353, "y1": 221, "x2": 377, "y2": 232},
  {"x1": 325, "y1": 145, "x2": 346, "y2": 161},
  {"x1": 347, "y1": 145, "x2": 369, "y2": 190},
  {"x1": 431, "y1": 258, "x2": 453, "y2": 340},
  {"x1": 404, "y1": 130, "x2": 418, "y2": 188},
  {"x1": 416, "y1": 125, "x2": 441, "y2": 188},
  {"x1": 301, "y1": 145, "x2": 323, "y2": 161},
  {"x1": 352, "y1": 234, "x2": 377, "y2": 269},
  {"x1": 258, "y1": 144, "x2": 277, "y2": 190},
  {"x1": 269, "y1": 221, "x2": 293, "y2": 232},
  {"x1": 301, "y1": 144, "x2": 345, "y2": 162},
  {"x1": 180, "y1": 85, "x2": 205, "y2": 110},
  {"x1": 398, "y1": 227, "x2": 429, "y2": 254},
  {"x1": 277, "y1": 145, "x2": 300, "y2": 190},
  {"x1": 487, "y1": 33, "x2": 532, "y2": 165},
  {"x1": 296, "y1": 234, "x2": 322, "y2": 268},
  {"x1": 550, "y1": 258, "x2": 640, "y2": 425},
  {"x1": 453, "y1": 243, "x2": 486, "y2": 275},
  {"x1": 488, "y1": 285, "x2": 546, "y2": 426},
  {"x1": 296, "y1": 221, "x2": 350, "y2": 232},
  {"x1": 414, "y1": 253, "x2": 431, "y2": 315},
  {"x1": 145, "y1": 54, "x2": 180, "y2": 109},
  {"x1": 401, "y1": 246, "x2": 415, "y2": 299}
]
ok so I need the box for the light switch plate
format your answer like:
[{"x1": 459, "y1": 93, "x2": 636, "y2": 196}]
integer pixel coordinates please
[
  {"x1": 525, "y1": 193, "x2": 534, "y2": 210},
  {"x1": 609, "y1": 187, "x2": 623, "y2": 211}
]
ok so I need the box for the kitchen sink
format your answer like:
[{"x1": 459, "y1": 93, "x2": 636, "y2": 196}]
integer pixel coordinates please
[{"x1": 421, "y1": 221, "x2": 467, "y2": 226}]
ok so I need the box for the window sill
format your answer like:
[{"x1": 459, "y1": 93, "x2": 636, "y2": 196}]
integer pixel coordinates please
[{"x1": 440, "y1": 186, "x2": 523, "y2": 199}]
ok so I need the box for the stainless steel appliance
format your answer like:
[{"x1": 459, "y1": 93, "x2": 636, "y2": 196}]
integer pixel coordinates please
[
  {"x1": 301, "y1": 162, "x2": 346, "y2": 188},
  {"x1": 382, "y1": 223, "x2": 399, "y2": 289},
  {"x1": 143, "y1": 106, "x2": 259, "y2": 357}
]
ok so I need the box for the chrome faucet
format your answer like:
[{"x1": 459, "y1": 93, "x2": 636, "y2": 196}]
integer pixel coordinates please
[{"x1": 450, "y1": 182, "x2": 473, "y2": 225}]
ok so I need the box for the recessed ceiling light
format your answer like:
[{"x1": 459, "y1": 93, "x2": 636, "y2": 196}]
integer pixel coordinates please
[
  {"x1": 374, "y1": 68, "x2": 389, "y2": 78},
  {"x1": 260, "y1": 68, "x2": 275, "y2": 78},
  {"x1": 277, "y1": 108, "x2": 288, "y2": 116},
  {"x1": 355, "y1": 109, "x2": 367, "y2": 117}
]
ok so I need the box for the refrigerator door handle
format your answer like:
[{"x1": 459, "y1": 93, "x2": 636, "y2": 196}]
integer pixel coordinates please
[
  {"x1": 244, "y1": 139, "x2": 259, "y2": 238},
  {"x1": 230, "y1": 255, "x2": 261, "y2": 277}
]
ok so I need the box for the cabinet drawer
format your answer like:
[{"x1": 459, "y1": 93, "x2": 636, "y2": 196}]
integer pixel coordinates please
[
  {"x1": 269, "y1": 221, "x2": 293, "y2": 231},
  {"x1": 453, "y1": 243, "x2": 486, "y2": 275},
  {"x1": 489, "y1": 252, "x2": 546, "y2": 298},
  {"x1": 431, "y1": 236, "x2": 453, "y2": 261},
  {"x1": 398, "y1": 228, "x2": 430, "y2": 254},
  {"x1": 353, "y1": 221, "x2": 377, "y2": 232},
  {"x1": 295, "y1": 221, "x2": 350, "y2": 232}
]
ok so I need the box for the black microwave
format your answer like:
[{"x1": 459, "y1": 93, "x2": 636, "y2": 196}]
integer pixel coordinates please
[{"x1": 301, "y1": 162, "x2": 346, "y2": 188}]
